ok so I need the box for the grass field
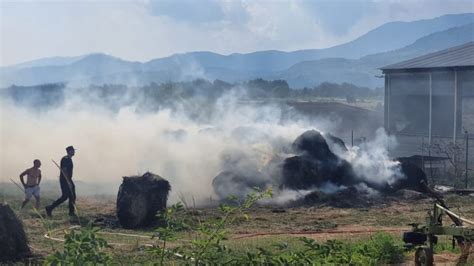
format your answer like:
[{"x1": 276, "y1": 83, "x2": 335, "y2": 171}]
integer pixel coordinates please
[{"x1": 3, "y1": 185, "x2": 474, "y2": 265}]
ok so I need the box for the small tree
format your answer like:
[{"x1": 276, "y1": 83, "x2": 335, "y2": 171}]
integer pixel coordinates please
[{"x1": 424, "y1": 138, "x2": 467, "y2": 187}]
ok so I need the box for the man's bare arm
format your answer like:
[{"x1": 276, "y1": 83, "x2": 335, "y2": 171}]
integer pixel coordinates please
[
  {"x1": 38, "y1": 171, "x2": 42, "y2": 185},
  {"x1": 19, "y1": 169, "x2": 28, "y2": 186}
]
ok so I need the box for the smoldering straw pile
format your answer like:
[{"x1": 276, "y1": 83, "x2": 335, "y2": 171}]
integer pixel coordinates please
[{"x1": 212, "y1": 129, "x2": 430, "y2": 206}]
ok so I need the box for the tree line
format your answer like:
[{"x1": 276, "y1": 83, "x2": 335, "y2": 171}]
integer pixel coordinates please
[{"x1": 1, "y1": 79, "x2": 382, "y2": 110}]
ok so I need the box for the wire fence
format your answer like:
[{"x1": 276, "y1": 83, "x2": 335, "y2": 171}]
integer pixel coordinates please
[{"x1": 337, "y1": 130, "x2": 474, "y2": 188}]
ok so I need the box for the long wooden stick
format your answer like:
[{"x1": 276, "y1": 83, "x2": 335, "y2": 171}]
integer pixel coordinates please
[
  {"x1": 51, "y1": 159, "x2": 74, "y2": 189},
  {"x1": 10, "y1": 178, "x2": 25, "y2": 193}
]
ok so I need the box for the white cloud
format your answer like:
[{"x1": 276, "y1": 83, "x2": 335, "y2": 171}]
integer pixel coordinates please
[{"x1": 0, "y1": 0, "x2": 472, "y2": 66}]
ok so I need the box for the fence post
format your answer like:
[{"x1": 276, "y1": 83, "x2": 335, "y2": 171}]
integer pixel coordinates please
[
  {"x1": 428, "y1": 144, "x2": 433, "y2": 182},
  {"x1": 466, "y1": 131, "x2": 469, "y2": 188},
  {"x1": 351, "y1": 130, "x2": 354, "y2": 147},
  {"x1": 421, "y1": 136, "x2": 425, "y2": 171}
]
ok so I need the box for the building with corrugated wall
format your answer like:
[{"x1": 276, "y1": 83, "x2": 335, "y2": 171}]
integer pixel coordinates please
[{"x1": 381, "y1": 42, "x2": 474, "y2": 184}]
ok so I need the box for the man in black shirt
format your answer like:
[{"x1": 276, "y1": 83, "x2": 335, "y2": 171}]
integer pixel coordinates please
[{"x1": 45, "y1": 146, "x2": 76, "y2": 217}]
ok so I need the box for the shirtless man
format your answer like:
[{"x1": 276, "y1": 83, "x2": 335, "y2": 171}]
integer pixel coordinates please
[{"x1": 19, "y1": 159, "x2": 42, "y2": 209}]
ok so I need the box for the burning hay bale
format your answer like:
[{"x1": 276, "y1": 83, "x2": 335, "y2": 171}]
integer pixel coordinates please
[
  {"x1": 282, "y1": 130, "x2": 431, "y2": 194},
  {"x1": 384, "y1": 158, "x2": 429, "y2": 193},
  {"x1": 0, "y1": 203, "x2": 30, "y2": 262},
  {"x1": 281, "y1": 155, "x2": 357, "y2": 190},
  {"x1": 281, "y1": 130, "x2": 358, "y2": 190},
  {"x1": 116, "y1": 172, "x2": 171, "y2": 229},
  {"x1": 355, "y1": 156, "x2": 432, "y2": 195},
  {"x1": 292, "y1": 130, "x2": 337, "y2": 160},
  {"x1": 212, "y1": 128, "x2": 437, "y2": 206}
]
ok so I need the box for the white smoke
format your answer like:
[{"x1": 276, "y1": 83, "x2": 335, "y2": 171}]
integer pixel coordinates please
[
  {"x1": 340, "y1": 128, "x2": 405, "y2": 186},
  {"x1": 261, "y1": 189, "x2": 313, "y2": 205},
  {"x1": 319, "y1": 182, "x2": 347, "y2": 194},
  {"x1": 354, "y1": 182, "x2": 380, "y2": 196},
  {"x1": 0, "y1": 88, "x2": 317, "y2": 205},
  {"x1": 1, "y1": 84, "x2": 405, "y2": 206}
]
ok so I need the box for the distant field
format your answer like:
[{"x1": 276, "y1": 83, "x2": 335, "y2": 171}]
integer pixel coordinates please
[
  {"x1": 290, "y1": 97, "x2": 383, "y2": 111},
  {"x1": 286, "y1": 99, "x2": 383, "y2": 140}
]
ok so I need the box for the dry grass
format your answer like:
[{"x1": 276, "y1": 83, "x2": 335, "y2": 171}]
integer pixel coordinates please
[{"x1": 3, "y1": 187, "x2": 474, "y2": 264}]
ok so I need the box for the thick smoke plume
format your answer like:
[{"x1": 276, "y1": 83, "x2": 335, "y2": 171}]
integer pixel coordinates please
[
  {"x1": 0, "y1": 87, "x2": 312, "y2": 204},
  {"x1": 1, "y1": 84, "x2": 405, "y2": 205}
]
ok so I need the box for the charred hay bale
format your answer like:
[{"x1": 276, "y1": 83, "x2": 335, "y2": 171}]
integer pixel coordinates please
[
  {"x1": 282, "y1": 130, "x2": 358, "y2": 190},
  {"x1": 292, "y1": 130, "x2": 337, "y2": 160},
  {"x1": 212, "y1": 170, "x2": 268, "y2": 200},
  {"x1": 0, "y1": 203, "x2": 30, "y2": 262},
  {"x1": 281, "y1": 156, "x2": 326, "y2": 189},
  {"x1": 281, "y1": 154, "x2": 358, "y2": 190},
  {"x1": 117, "y1": 172, "x2": 171, "y2": 229},
  {"x1": 389, "y1": 159, "x2": 429, "y2": 193}
]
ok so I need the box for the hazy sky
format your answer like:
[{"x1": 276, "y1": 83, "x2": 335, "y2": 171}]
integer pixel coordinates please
[{"x1": 0, "y1": 0, "x2": 473, "y2": 66}]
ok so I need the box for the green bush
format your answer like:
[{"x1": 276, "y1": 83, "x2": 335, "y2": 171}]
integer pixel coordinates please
[
  {"x1": 45, "y1": 224, "x2": 112, "y2": 265},
  {"x1": 231, "y1": 233, "x2": 404, "y2": 265},
  {"x1": 350, "y1": 232, "x2": 405, "y2": 265}
]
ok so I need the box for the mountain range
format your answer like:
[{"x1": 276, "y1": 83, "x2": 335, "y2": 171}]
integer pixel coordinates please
[{"x1": 1, "y1": 13, "x2": 473, "y2": 88}]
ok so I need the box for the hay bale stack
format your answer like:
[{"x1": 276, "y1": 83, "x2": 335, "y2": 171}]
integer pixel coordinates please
[
  {"x1": 282, "y1": 130, "x2": 358, "y2": 190},
  {"x1": 116, "y1": 172, "x2": 171, "y2": 229},
  {"x1": 0, "y1": 203, "x2": 30, "y2": 262}
]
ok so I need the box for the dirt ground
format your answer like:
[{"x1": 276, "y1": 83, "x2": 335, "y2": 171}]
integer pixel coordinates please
[{"x1": 3, "y1": 188, "x2": 474, "y2": 265}]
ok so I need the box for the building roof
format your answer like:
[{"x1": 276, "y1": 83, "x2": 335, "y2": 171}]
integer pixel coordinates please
[{"x1": 381, "y1": 42, "x2": 474, "y2": 71}]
